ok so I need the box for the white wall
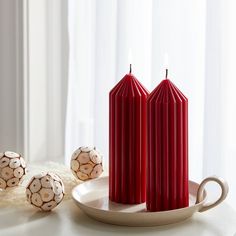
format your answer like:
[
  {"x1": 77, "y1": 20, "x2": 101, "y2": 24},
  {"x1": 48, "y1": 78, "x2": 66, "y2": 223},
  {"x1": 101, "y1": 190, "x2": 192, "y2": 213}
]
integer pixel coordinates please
[
  {"x1": 0, "y1": 0, "x2": 24, "y2": 156},
  {"x1": 27, "y1": 0, "x2": 68, "y2": 163},
  {"x1": 0, "y1": 0, "x2": 68, "y2": 162}
]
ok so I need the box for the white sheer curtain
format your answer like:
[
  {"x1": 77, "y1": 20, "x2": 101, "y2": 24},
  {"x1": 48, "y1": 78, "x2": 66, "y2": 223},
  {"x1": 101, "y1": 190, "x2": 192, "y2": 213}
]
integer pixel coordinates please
[{"x1": 65, "y1": 0, "x2": 236, "y2": 208}]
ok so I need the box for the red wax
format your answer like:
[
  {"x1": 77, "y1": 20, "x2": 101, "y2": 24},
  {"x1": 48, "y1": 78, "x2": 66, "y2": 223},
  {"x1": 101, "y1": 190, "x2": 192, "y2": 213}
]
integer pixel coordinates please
[
  {"x1": 109, "y1": 73, "x2": 149, "y2": 204},
  {"x1": 147, "y1": 78, "x2": 188, "y2": 211}
]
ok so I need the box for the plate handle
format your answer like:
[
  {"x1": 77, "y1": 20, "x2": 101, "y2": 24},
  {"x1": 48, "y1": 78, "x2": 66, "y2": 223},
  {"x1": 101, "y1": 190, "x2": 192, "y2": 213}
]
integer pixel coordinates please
[{"x1": 196, "y1": 176, "x2": 229, "y2": 212}]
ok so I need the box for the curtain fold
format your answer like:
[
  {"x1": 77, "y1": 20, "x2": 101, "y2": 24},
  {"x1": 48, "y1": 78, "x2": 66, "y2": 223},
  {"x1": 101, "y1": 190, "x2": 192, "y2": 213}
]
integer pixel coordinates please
[{"x1": 65, "y1": 0, "x2": 96, "y2": 164}]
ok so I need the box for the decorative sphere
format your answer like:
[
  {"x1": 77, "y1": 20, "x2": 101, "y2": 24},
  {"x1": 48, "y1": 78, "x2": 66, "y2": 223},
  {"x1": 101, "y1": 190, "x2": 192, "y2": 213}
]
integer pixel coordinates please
[
  {"x1": 0, "y1": 151, "x2": 27, "y2": 189},
  {"x1": 71, "y1": 146, "x2": 103, "y2": 181},
  {"x1": 26, "y1": 172, "x2": 65, "y2": 211}
]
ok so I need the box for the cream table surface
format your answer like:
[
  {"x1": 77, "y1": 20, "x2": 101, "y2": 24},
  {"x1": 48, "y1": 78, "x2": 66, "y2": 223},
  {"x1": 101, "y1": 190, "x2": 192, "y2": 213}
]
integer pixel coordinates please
[{"x1": 0, "y1": 200, "x2": 236, "y2": 236}]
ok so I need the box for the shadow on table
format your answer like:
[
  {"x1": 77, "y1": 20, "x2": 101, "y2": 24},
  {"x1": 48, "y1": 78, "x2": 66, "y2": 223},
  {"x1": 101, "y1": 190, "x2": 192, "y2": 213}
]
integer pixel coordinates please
[
  {"x1": 0, "y1": 206, "x2": 60, "y2": 230},
  {"x1": 70, "y1": 207, "x2": 222, "y2": 236}
]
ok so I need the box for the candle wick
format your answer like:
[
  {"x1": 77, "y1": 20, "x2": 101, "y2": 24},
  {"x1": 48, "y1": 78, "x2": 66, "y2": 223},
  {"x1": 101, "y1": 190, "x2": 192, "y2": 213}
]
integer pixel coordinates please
[
  {"x1": 129, "y1": 64, "x2": 132, "y2": 74},
  {"x1": 165, "y1": 69, "x2": 168, "y2": 79}
]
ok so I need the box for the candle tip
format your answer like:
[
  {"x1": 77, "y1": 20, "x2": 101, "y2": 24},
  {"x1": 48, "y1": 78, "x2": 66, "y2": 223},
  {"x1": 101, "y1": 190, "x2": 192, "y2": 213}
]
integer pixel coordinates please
[
  {"x1": 165, "y1": 69, "x2": 168, "y2": 79},
  {"x1": 129, "y1": 64, "x2": 132, "y2": 74}
]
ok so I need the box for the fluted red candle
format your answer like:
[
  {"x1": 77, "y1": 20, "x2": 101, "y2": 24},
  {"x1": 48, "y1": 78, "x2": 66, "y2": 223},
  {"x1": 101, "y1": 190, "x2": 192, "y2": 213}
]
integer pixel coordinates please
[
  {"x1": 147, "y1": 71, "x2": 189, "y2": 211},
  {"x1": 109, "y1": 66, "x2": 149, "y2": 204}
]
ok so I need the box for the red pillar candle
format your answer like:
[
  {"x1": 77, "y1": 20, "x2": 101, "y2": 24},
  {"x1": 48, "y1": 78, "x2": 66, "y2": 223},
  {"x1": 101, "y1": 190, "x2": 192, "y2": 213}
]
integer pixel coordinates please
[
  {"x1": 109, "y1": 65, "x2": 149, "y2": 204},
  {"x1": 147, "y1": 70, "x2": 188, "y2": 211}
]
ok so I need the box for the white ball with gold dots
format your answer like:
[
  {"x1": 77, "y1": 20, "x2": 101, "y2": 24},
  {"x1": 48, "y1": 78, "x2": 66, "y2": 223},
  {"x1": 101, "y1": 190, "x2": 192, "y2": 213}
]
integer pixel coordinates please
[
  {"x1": 0, "y1": 151, "x2": 27, "y2": 189},
  {"x1": 26, "y1": 172, "x2": 65, "y2": 211},
  {"x1": 71, "y1": 146, "x2": 103, "y2": 181}
]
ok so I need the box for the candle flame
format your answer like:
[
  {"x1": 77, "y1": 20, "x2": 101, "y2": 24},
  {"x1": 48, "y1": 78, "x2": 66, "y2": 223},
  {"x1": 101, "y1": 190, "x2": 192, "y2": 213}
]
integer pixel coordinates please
[
  {"x1": 128, "y1": 48, "x2": 133, "y2": 65},
  {"x1": 164, "y1": 53, "x2": 169, "y2": 69}
]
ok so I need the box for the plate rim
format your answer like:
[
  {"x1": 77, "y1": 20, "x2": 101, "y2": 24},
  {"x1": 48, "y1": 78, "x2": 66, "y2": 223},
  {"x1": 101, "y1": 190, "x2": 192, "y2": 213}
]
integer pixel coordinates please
[{"x1": 72, "y1": 176, "x2": 206, "y2": 215}]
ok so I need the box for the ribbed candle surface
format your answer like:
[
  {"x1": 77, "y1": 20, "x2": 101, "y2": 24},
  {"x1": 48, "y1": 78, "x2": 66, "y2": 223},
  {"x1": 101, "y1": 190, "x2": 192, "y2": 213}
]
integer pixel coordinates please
[
  {"x1": 147, "y1": 78, "x2": 188, "y2": 211},
  {"x1": 109, "y1": 73, "x2": 149, "y2": 204}
]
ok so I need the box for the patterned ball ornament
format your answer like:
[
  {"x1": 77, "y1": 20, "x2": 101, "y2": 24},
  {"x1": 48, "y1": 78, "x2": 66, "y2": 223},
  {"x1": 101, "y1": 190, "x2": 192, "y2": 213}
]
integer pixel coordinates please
[
  {"x1": 26, "y1": 172, "x2": 65, "y2": 211},
  {"x1": 0, "y1": 151, "x2": 26, "y2": 189},
  {"x1": 71, "y1": 146, "x2": 103, "y2": 181}
]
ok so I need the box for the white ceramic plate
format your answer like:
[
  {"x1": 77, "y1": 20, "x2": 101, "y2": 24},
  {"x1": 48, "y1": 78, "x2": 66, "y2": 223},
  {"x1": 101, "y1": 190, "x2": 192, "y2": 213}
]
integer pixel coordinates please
[{"x1": 72, "y1": 176, "x2": 228, "y2": 226}]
